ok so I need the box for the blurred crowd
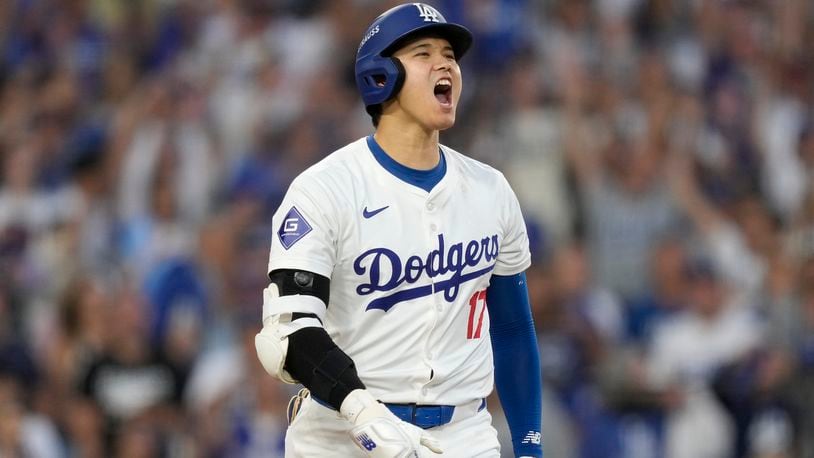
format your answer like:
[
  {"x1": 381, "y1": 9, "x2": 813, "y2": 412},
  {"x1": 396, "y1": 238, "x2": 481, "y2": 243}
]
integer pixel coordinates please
[{"x1": 0, "y1": 0, "x2": 812, "y2": 457}]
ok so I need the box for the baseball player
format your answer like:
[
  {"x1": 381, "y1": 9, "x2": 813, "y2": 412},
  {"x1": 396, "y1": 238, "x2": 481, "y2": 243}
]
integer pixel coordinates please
[{"x1": 255, "y1": 3, "x2": 542, "y2": 457}]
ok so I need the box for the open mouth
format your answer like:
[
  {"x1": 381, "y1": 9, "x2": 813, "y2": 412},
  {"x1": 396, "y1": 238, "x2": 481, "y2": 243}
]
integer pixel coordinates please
[{"x1": 434, "y1": 79, "x2": 452, "y2": 106}]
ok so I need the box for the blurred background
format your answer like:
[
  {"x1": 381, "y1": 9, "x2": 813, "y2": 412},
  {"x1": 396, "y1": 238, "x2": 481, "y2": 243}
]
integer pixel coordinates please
[{"x1": 0, "y1": 0, "x2": 812, "y2": 457}]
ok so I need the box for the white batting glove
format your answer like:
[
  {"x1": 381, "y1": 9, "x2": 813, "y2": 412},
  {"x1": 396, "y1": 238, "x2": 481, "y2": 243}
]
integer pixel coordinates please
[{"x1": 340, "y1": 389, "x2": 443, "y2": 457}]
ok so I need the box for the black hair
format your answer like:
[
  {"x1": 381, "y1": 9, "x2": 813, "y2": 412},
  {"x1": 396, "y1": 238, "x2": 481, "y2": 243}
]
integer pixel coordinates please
[{"x1": 367, "y1": 104, "x2": 382, "y2": 127}]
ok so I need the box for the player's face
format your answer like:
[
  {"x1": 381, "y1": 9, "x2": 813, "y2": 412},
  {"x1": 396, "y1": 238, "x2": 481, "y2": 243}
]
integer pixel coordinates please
[{"x1": 390, "y1": 37, "x2": 462, "y2": 131}]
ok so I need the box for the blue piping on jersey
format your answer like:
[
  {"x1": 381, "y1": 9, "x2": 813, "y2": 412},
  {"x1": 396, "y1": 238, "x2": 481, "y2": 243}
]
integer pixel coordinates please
[{"x1": 366, "y1": 135, "x2": 446, "y2": 192}]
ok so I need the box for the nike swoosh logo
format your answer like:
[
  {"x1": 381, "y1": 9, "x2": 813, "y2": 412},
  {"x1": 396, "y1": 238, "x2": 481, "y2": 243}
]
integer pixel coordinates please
[{"x1": 363, "y1": 205, "x2": 389, "y2": 219}]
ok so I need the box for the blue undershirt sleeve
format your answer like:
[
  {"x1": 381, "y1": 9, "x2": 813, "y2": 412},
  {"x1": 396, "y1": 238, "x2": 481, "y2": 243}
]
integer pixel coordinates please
[{"x1": 487, "y1": 272, "x2": 543, "y2": 458}]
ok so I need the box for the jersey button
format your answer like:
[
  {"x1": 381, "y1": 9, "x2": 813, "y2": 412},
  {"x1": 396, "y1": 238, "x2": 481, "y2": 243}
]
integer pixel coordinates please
[
  {"x1": 426, "y1": 202, "x2": 435, "y2": 211},
  {"x1": 430, "y1": 223, "x2": 437, "y2": 232}
]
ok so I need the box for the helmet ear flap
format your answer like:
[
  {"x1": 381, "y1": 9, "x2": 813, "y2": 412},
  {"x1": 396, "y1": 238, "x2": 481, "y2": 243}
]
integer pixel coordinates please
[
  {"x1": 388, "y1": 57, "x2": 406, "y2": 101},
  {"x1": 356, "y1": 55, "x2": 405, "y2": 107}
]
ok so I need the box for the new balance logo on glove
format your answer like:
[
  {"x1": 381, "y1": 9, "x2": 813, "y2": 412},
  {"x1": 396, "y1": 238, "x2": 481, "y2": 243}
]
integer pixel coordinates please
[{"x1": 356, "y1": 433, "x2": 377, "y2": 451}]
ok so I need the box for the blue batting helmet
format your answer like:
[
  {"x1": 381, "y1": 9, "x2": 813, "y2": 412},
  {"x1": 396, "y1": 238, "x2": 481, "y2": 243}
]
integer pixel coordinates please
[{"x1": 355, "y1": 3, "x2": 473, "y2": 110}]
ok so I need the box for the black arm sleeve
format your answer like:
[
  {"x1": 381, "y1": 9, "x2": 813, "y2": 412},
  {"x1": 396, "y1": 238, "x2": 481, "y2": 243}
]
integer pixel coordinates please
[{"x1": 285, "y1": 327, "x2": 365, "y2": 410}]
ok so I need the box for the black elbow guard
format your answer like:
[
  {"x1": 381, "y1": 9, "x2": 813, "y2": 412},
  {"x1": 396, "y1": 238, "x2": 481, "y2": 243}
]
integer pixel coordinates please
[{"x1": 285, "y1": 327, "x2": 365, "y2": 410}]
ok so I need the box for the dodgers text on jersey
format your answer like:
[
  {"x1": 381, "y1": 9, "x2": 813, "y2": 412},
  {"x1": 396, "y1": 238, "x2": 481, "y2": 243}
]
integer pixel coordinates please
[{"x1": 353, "y1": 233, "x2": 498, "y2": 312}]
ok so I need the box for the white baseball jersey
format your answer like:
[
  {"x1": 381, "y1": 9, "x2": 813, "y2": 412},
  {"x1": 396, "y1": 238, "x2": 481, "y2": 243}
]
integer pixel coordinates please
[{"x1": 267, "y1": 136, "x2": 531, "y2": 406}]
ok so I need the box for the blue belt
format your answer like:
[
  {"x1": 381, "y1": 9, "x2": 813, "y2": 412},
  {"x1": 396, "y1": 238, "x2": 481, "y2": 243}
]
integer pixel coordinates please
[
  {"x1": 385, "y1": 399, "x2": 487, "y2": 430},
  {"x1": 311, "y1": 395, "x2": 486, "y2": 430}
]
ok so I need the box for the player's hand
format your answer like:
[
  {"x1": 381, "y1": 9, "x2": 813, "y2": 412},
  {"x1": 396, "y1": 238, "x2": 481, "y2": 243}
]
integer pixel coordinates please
[{"x1": 340, "y1": 389, "x2": 443, "y2": 457}]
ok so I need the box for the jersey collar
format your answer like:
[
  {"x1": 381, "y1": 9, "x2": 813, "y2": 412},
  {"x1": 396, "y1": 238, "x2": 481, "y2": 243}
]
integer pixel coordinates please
[{"x1": 366, "y1": 135, "x2": 446, "y2": 193}]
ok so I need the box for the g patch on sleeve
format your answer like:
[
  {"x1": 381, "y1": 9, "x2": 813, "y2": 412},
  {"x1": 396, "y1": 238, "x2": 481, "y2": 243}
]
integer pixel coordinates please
[{"x1": 278, "y1": 206, "x2": 313, "y2": 250}]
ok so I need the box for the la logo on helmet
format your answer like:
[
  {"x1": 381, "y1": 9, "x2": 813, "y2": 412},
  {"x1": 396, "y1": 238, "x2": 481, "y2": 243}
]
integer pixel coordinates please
[{"x1": 414, "y1": 3, "x2": 441, "y2": 23}]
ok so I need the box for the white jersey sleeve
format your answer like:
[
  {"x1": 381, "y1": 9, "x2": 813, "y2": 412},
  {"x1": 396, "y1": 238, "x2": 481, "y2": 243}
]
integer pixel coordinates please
[
  {"x1": 493, "y1": 173, "x2": 532, "y2": 276},
  {"x1": 267, "y1": 173, "x2": 341, "y2": 278}
]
